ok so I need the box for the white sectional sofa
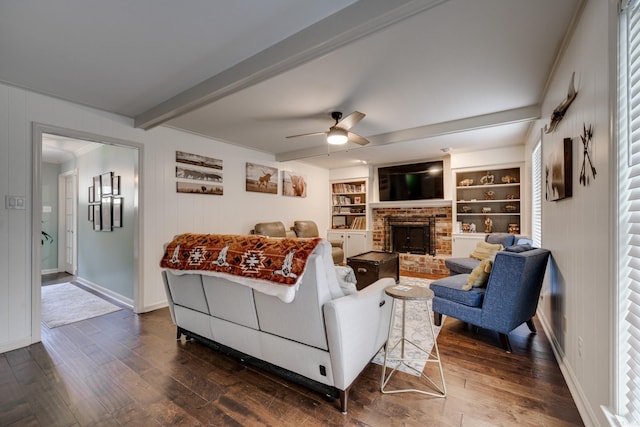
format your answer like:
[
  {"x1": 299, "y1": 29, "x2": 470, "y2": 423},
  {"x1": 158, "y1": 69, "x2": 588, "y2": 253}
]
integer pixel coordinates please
[{"x1": 161, "y1": 238, "x2": 394, "y2": 413}]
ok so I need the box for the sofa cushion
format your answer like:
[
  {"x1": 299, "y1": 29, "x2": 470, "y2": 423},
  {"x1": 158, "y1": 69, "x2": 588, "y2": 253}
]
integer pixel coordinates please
[
  {"x1": 485, "y1": 233, "x2": 515, "y2": 247},
  {"x1": 431, "y1": 275, "x2": 485, "y2": 307},
  {"x1": 469, "y1": 241, "x2": 503, "y2": 261},
  {"x1": 464, "y1": 259, "x2": 493, "y2": 290},
  {"x1": 444, "y1": 257, "x2": 480, "y2": 275}
]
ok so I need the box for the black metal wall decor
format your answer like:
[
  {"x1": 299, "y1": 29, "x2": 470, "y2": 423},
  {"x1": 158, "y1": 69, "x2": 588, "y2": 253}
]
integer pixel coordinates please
[{"x1": 579, "y1": 123, "x2": 596, "y2": 186}]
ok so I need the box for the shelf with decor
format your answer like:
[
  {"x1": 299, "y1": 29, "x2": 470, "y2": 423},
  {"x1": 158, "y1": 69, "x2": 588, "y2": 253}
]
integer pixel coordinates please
[
  {"x1": 453, "y1": 166, "x2": 522, "y2": 235},
  {"x1": 331, "y1": 180, "x2": 367, "y2": 230}
]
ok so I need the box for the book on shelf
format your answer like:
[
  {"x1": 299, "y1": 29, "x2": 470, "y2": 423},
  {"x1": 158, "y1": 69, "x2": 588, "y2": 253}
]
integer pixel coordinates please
[
  {"x1": 350, "y1": 216, "x2": 366, "y2": 230},
  {"x1": 332, "y1": 183, "x2": 365, "y2": 193}
]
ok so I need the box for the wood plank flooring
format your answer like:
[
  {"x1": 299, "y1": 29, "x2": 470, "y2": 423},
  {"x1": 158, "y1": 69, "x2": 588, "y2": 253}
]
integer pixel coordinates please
[{"x1": 1, "y1": 280, "x2": 584, "y2": 426}]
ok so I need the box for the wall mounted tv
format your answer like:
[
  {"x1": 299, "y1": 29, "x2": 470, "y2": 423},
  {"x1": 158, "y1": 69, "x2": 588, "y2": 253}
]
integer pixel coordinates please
[{"x1": 378, "y1": 160, "x2": 444, "y2": 201}]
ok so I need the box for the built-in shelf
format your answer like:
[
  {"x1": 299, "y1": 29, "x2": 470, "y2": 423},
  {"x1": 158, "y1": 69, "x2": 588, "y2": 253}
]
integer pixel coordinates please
[{"x1": 454, "y1": 166, "x2": 522, "y2": 234}]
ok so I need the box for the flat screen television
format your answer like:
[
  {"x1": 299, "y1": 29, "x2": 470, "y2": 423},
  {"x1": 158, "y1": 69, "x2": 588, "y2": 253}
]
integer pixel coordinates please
[{"x1": 378, "y1": 160, "x2": 444, "y2": 201}]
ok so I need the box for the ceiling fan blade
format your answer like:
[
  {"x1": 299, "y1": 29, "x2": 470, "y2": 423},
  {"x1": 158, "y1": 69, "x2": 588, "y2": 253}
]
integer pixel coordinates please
[
  {"x1": 336, "y1": 111, "x2": 365, "y2": 131},
  {"x1": 348, "y1": 132, "x2": 369, "y2": 146},
  {"x1": 286, "y1": 131, "x2": 326, "y2": 139}
]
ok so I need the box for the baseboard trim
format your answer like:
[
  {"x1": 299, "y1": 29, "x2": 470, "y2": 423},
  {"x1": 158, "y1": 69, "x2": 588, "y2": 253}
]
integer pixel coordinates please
[
  {"x1": 140, "y1": 301, "x2": 168, "y2": 313},
  {"x1": 41, "y1": 268, "x2": 59, "y2": 275},
  {"x1": 0, "y1": 337, "x2": 34, "y2": 353},
  {"x1": 75, "y1": 277, "x2": 133, "y2": 309},
  {"x1": 537, "y1": 310, "x2": 598, "y2": 427}
]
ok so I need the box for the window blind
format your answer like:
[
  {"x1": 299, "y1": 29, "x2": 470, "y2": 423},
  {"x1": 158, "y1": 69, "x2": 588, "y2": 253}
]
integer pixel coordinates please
[
  {"x1": 612, "y1": 1, "x2": 640, "y2": 425},
  {"x1": 532, "y1": 140, "x2": 542, "y2": 247}
]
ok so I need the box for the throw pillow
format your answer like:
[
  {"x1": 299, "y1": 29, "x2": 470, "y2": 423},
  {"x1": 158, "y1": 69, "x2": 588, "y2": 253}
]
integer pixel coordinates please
[
  {"x1": 334, "y1": 265, "x2": 357, "y2": 295},
  {"x1": 463, "y1": 259, "x2": 493, "y2": 290},
  {"x1": 505, "y1": 243, "x2": 533, "y2": 253},
  {"x1": 469, "y1": 241, "x2": 503, "y2": 261}
]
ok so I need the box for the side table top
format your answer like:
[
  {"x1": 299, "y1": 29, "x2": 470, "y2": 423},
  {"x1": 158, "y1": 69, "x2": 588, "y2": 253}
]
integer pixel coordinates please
[{"x1": 384, "y1": 284, "x2": 434, "y2": 301}]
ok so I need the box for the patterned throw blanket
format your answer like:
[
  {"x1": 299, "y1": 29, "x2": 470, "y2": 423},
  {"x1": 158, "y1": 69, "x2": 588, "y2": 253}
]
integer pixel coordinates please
[{"x1": 160, "y1": 233, "x2": 322, "y2": 287}]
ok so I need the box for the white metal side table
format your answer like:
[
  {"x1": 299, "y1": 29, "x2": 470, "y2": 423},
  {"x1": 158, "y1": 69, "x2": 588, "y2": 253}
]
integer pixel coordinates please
[{"x1": 380, "y1": 284, "x2": 446, "y2": 397}]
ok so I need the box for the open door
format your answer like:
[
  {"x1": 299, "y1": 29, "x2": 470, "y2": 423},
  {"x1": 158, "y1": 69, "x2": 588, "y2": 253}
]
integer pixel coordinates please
[{"x1": 59, "y1": 171, "x2": 77, "y2": 275}]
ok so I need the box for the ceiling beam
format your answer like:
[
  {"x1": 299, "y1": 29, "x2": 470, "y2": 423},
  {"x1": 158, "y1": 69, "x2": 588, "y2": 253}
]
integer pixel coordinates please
[
  {"x1": 134, "y1": 0, "x2": 450, "y2": 130},
  {"x1": 275, "y1": 104, "x2": 541, "y2": 162}
]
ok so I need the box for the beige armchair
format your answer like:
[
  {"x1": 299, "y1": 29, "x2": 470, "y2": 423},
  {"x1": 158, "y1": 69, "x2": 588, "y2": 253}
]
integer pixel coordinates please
[
  {"x1": 292, "y1": 220, "x2": 344, "y2": 265},
  {"x1": 252, "y1": 221, "x2": 296, "y2": 238},
  {"x1": 251, "y1": 220, "x2": 344, "y2": 265}
]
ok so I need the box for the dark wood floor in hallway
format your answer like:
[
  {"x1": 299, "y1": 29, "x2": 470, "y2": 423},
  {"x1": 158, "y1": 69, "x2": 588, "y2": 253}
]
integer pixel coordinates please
[{"x1": 0, "y1": 303, "x2": 583, "y2": 426}]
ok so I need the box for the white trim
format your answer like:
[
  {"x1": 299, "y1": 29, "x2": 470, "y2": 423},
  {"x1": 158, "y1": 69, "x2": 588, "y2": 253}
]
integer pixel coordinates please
[
  {"x1": 537, "y1": 310, "x2": 596, "y2": 426},
  {"x1": 369, "y1": 200, "x2": 453, "y2": 209},
  {"x1": 75, "y1": 277, "x2": 133, "y2": 309},
  {"x1": 31, "y1": 122, "x2": 145, "y2": 346},
  {"x1": 0, "y1": 338, "x2": 35, "y2": 354}
]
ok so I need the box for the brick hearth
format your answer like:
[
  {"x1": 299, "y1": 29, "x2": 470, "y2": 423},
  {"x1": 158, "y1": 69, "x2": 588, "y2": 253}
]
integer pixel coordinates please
[{"x1": 372, "y1": 206, "x2": 452, "y2": 277}]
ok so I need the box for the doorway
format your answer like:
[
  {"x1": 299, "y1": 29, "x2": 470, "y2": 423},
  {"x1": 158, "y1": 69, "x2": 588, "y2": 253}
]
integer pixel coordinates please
[{"x1": 32, "y1": 123, "x2": 143, "y2": 343}]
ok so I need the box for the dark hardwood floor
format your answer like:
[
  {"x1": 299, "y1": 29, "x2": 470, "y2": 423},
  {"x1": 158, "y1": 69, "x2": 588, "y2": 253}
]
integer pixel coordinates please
[{"x1": 1, "y1": 279, "x2": 584, "y2": 426}]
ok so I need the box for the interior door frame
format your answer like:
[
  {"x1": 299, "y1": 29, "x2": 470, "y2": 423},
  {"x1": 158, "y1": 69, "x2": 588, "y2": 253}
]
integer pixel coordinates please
[
  {"x1": 31, "y1": 122, "x2": 144, "y2": 343},
  {"x1": 58, "y1": 169, "x2": 78, "y2": 275}
]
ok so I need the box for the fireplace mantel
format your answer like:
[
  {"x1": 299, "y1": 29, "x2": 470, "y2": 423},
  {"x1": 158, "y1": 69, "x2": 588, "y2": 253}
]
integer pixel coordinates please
[{"x1": 369, "y1": 199, "x2": 452, "y2": 209}]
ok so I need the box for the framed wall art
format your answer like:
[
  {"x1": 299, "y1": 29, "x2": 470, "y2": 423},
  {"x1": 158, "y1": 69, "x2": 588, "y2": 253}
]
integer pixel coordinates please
[
  {"x1": 545, "y1": 137, "x2": 573, "y2": 201},
  {"x1": 175, "y1": 150, "x2": 224, "y2": 195},
  {"x1": 101, "y1": 172, "x2": 113, "y2": 195},
  {"x1": 93, "y1": 204, "x2": 101, "y2": 231},
  {"x1": 93, "y1": 176, "x2": 101, "y2": 199},
  {"x1": 246, "y1": 162, "x2": 277, "y2": 194},
  {"x1": 101, "y1": 196, "x2": 112, "y2": 231},
  {"x1": 113, "y1": 197, "x2": 123, "y2": 228},
  {"x1": 282, "y1": 171, "x2": 307, "y2": 197}
]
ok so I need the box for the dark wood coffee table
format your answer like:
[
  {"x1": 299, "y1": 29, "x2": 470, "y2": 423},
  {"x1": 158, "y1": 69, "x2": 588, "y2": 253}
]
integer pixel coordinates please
[{"x1": 347, "y1": 251, "x2": 399, "y2": 290}]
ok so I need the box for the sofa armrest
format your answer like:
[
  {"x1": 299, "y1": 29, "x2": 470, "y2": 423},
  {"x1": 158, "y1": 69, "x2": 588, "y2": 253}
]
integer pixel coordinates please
[{"x1": 323, "y1": 277, "x2": 394, "y2": 390}]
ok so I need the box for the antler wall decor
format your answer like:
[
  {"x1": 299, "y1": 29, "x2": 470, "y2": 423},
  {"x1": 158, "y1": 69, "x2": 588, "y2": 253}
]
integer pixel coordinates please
[
  {"x1": 579, "y1": 123, "x2": 596, "y2": 186},
  {"x1": 544, "y1": 72, "x2": 578, "y2": 134}
]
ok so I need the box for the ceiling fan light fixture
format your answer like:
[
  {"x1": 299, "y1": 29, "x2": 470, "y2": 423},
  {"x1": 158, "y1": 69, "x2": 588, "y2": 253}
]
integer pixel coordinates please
[{"x1": 327, "y1": 127, "x2": 348, "y2": 145}]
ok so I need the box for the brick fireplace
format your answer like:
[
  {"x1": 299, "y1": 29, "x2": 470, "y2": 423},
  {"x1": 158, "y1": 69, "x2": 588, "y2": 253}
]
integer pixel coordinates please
[{"x1": 372, "y1": 205, "x2": 452, "y2": 277}]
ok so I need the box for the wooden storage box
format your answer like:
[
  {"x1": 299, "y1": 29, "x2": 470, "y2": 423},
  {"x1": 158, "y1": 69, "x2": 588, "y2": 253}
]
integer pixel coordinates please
[{"x1": 347, "y1": 251, "x2": 399, "y2": 290}]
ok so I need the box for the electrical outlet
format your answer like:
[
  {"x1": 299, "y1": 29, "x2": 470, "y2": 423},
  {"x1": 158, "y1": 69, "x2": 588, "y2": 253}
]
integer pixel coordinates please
[{"x1": 578, "y1": 336, "x2": 584, "y2": 357}]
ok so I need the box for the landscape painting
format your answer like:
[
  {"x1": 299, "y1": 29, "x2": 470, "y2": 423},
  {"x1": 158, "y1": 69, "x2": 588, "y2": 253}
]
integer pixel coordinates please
[
  {"x1": 176, "y1": 151, "x2": 223, "y2": 170},
  {"x1": 246, "y1": 163, "x2": 277, "y2": 194},
  {"x1": 176, "y1": 151, "x2": 224, "y2": 194},
  {"x1": 176, "y1": 182, "x2": 223, "y2": 195},
  {"x1": 176, "y1": 166, "x2": 222, "y2": 182},
  {"x1": 282, "y1": 171, "x2": 307, "y2": 197}
]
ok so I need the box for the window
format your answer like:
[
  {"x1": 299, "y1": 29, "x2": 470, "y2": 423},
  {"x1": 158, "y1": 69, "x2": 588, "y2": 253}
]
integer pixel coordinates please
[
  {"x1": 612, "y1": 1, "x2": 640, "y2": 425},
  {"x1": 531, "y1": 140, "x2": 542, "y2": 247}
]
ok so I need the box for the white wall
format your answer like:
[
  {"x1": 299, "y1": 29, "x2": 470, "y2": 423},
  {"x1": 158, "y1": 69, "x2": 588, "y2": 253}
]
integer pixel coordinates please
[
  {"x1": 62, "y1": 144, "x2": 138, "y2": 301},
  {"x1": 524, "y1": 1, "x2": 613, "y2": 425},
  {"x1": 0, "y1": 82, "x2": 329, "y2": 353}
]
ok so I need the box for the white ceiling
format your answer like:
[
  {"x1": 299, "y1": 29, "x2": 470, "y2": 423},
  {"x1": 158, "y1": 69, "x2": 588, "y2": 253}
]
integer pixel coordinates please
[{"x1": 1, "y1": 0, "x2": 583, "y2": 169}]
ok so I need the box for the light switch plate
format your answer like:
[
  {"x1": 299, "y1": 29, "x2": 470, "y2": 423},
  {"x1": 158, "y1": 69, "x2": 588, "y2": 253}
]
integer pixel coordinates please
[{"x1": 5, "y1": 195, "x2": 26, "y2": 210}]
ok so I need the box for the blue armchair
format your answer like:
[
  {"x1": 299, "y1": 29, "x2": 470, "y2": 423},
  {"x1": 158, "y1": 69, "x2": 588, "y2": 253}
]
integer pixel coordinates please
[{"x1": 431, "y1": 248, "x2": 550, "y2": 352}]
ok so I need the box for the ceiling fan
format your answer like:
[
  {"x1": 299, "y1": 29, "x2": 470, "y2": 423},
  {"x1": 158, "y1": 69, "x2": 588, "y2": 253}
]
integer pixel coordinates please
[{"x1": 286, "y1": 111, "x2": 370, "y2": 146}]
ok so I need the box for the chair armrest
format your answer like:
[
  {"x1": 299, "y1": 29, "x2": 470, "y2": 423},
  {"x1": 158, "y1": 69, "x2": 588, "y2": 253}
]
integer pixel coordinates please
[
  {"x1": 285, "y1": 230, "x2": 297, "y2": 238},
  {"x1": 323, "y1": 277, "x2": 394, "y2": 389},
  {"x1": 329, "y1": 240, "x2": 344, "y2": 249}
]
